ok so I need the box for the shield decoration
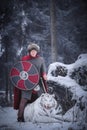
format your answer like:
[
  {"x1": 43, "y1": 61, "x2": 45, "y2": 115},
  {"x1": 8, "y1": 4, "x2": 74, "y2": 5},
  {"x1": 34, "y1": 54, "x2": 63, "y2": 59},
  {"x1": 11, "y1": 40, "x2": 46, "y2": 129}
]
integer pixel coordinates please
[{"x1": 10, "y1": 61, "x2": 39, "y2": 90}]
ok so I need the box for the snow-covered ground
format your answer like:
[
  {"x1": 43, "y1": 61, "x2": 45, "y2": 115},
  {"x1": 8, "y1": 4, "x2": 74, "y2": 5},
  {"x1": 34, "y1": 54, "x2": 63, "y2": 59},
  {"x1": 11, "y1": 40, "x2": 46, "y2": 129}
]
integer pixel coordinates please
[
  {"x1": 0, "y1": 107, "x2": 81, "y2": 130},
  {"x1": 0, "y1": 53, "x2": 87, "y2": 130}
]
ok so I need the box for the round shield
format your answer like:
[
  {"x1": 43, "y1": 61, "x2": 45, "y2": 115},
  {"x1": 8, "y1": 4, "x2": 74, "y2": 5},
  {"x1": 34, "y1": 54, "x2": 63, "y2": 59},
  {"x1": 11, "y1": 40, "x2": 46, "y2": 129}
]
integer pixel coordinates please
[{"x1": 10, "y1": 61, "x2": 39, "y2": 90}]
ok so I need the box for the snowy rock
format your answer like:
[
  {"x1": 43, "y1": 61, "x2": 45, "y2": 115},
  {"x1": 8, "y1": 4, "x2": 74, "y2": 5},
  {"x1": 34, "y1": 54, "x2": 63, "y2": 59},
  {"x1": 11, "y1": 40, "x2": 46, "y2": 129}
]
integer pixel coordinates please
[
  {"x1": 51, "y1": 65, "x2": 68, "y2": 77},
  {"x1": 70, "y1": 53, "x2": 87, "y2": 90},
  {"x1": 70, "y1": 65, "x2": 87, "y2": 90},
  {"x1": 77, "y1": 54, "x2": 87, "y2": 60},
  {"x1": 47, "y1": 53, "x2": 87, "y2": 128}
]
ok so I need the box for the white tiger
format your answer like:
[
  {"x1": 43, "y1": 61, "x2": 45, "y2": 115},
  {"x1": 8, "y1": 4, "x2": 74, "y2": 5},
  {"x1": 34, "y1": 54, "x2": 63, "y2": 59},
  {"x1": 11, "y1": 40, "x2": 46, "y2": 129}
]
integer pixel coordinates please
[{"x1": 24, "y1": 93, "x2": 62, "y2": 123}]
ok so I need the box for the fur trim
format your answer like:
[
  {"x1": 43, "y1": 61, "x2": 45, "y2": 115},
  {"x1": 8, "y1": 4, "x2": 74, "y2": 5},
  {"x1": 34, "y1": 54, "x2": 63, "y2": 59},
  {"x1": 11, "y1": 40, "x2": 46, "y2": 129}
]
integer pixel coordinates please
[{"x1": 28, "y1": 43, "x2": 40, "y2": 52}]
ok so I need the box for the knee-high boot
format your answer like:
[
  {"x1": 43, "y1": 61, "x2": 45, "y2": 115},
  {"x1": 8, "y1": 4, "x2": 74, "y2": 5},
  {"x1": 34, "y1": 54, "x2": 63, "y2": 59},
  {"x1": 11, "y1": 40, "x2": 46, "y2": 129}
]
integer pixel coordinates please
[{"x1": 17, "y1": 98, "x2": 28, "y2": 122}]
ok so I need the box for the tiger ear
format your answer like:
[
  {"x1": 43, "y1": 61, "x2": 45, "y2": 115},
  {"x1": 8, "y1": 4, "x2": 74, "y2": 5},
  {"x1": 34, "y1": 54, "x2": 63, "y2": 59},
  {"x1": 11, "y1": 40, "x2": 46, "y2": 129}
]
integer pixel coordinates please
[
  {"x1": 41, "y1": 93, "x2": 45, "y2": 97},
  {"x1": 52, "y1": 94, "x2": 55, "y2": 97}
]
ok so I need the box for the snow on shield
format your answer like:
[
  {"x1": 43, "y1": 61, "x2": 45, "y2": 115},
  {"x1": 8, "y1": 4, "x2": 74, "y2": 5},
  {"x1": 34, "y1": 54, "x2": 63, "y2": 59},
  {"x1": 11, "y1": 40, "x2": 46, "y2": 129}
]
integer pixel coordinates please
[{"x1": 10, "y1": 61, "x2": 39, "y2": 90}]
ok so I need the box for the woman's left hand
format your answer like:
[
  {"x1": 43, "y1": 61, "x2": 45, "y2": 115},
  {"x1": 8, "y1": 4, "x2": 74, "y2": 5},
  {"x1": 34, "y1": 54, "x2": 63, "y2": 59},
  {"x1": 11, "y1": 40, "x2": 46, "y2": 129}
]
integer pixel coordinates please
[{"x1": 43, "y1": 73, "x2": 47, "y2": 81}]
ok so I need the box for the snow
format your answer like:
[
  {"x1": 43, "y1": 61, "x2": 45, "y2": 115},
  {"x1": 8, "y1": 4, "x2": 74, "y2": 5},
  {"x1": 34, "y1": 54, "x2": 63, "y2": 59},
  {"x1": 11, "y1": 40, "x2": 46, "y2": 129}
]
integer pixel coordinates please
[
  {"x1": 47, "y1": 53, "x2": 87, "y2": 99},
  {"x1": 0, "y1": 107, "x2": 62, "y2": 130},
  {"x1": 0, "y1": 107, "x2": 79, "y2": 130},
  {"x1": 0, "y1": 38, "x2": 5, "y2": 57},
  {"x1": 17, "y1": 47, "x2": 23, "y2": 56},
  {"x1": 0, "y1": 53, "x2": 87, "y2": 130}
]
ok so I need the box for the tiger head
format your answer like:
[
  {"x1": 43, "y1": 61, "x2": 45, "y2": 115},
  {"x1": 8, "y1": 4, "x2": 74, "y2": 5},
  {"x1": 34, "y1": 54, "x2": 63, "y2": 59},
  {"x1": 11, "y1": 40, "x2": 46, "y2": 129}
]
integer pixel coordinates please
[{"x1": 40, "y1": 93, "x2": 58, "y2": 110}]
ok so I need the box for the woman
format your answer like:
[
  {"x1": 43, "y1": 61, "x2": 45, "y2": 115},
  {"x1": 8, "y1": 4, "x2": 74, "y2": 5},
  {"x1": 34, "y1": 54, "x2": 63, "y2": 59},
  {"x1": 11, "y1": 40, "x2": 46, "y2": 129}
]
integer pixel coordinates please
[{"x1": 14, "y1": 43, "x2": 47, "y2": 122}]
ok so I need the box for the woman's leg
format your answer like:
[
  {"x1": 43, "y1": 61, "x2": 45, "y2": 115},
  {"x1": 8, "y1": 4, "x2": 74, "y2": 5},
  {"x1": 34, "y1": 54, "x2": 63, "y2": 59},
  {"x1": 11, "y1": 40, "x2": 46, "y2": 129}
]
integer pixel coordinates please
[{"x1": 17, "y1": 98, "x2": 28, "y2": 122}]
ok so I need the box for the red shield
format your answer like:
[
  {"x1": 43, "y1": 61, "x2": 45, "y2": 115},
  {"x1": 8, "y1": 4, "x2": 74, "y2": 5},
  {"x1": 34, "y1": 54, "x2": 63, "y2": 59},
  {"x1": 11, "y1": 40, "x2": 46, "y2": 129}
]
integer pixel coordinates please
[{"x1": 10, "y1": 61, "x2": 39, "y2": 90}]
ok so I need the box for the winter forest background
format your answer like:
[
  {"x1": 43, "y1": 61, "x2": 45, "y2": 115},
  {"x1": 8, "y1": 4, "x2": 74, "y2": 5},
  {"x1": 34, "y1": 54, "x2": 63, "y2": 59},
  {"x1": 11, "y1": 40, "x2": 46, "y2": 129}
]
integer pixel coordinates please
[{"x1": 0, "y1": 0, "x2": 87, "y2": 107}]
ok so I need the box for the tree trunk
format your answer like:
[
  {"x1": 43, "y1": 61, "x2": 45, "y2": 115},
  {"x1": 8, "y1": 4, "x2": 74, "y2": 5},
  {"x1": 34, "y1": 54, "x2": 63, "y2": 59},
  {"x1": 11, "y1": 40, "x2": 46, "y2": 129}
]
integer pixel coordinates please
[
  {"x1": 5, "y1": 42, "x2": 9, "y2": 103},
  {"x1": 4, "y1": 36, "x2": 13, "y2": 105},
  {"x1": 50, "y1": 0, "x2": 57, "y2": 62}
]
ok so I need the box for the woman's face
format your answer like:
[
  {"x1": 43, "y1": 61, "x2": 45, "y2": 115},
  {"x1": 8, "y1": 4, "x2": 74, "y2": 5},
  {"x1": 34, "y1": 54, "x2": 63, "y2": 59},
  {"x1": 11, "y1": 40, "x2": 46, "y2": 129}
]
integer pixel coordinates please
[{"x1": 30, "y1": 49, "x2": 37, "y2": 57}]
